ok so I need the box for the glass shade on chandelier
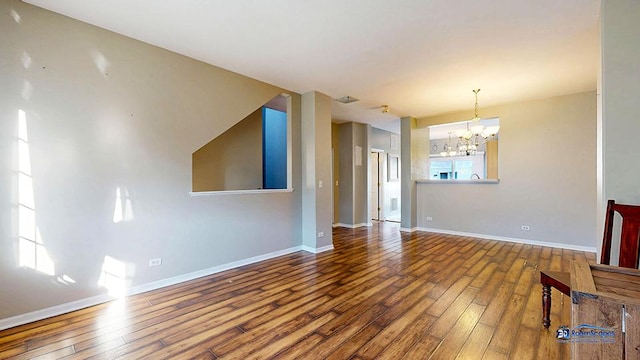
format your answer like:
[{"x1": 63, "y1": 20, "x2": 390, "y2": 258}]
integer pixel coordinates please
[{"x1": 455, "y1": 123, "x2": 500, "y2": 156}]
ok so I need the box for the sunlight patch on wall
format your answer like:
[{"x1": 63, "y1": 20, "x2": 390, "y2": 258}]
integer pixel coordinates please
[
  {"x1": 10, "y1": 9, "x2": 21, "y2": 24},
  {"x1": 97, "y1": 256, "x2": 127, "y2": 298},
  {"x1": 17, "y1": 110, "x2": 56, "y2": 276},
  {"x1": 21, "y1": 51, "x2": 32, "y2": 69},
  {"x1": 56, "y1": 274, "x2": 76, "y2": 285},
  {"x1": 21, "y1": 80, "x2": 32, "y2": 100},
  {"x1": 91, "y1": 50, "x2": 111, "y2": 78},
  {"x1": 113, "y1": 187, "x2": 134, "y2": 223}
]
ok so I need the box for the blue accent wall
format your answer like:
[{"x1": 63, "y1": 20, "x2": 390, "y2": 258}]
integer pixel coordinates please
[{"x1": 263, "y1": 107, "x2": 287, "y2": 189}]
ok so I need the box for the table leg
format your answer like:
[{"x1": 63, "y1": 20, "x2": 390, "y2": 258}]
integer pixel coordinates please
[{"x1": 542, "y1": 283, "x2": 551, "y2": 329}]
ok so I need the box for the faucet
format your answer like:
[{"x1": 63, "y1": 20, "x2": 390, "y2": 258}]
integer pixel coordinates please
[{"x1": 471, "y1": 173, "x2": 480, "y2": 180}]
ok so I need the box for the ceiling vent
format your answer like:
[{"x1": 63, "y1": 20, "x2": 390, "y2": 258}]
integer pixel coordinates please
[{"x1": 335, "y1": 96, "x2": 359, "y2": 104}]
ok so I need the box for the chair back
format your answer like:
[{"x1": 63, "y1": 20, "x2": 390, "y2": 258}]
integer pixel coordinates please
[{"x1": 601, "y1": 199, "x2": 640, "y2": 268}]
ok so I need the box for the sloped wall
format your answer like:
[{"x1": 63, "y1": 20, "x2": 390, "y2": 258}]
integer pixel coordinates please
[{"x1": 192, "y1": 108, "x2": 263, "y2": 191}]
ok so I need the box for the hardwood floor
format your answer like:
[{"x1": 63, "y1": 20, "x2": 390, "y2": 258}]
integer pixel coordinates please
[{"x1": 0, "y1": 223, "x2": 595, "y2": 359}]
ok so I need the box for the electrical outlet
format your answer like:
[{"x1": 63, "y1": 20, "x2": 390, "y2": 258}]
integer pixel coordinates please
[
  {"x1": 521, "y1": 225, "x2": 531, "y2": 231},
  {"x1": 318, "y1": 180, "x2": 323, "y2": 188},
  {"x1": 426, "y1": 216, "x2": 433, "y2": 221},
  {"x1": 318, "y1": 232, "x2": 324, "y2": 238},
  {"x1": 149, "y1": 258, "x2": 162, "y2": 267}
]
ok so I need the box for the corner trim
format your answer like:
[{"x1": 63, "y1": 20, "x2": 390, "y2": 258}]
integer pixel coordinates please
[
  {"x1": 189, "y1": 188, "x2": 294, "y2": 196},
  {"x1": 0, "y1": 245, "x2": 305, "y2": 331},
  {"x1": 414, "y1": 227, "x2": 597, "y2": 253},
  {"x1": 415, "y1": 179, "x2": 500, "y2": 184}
]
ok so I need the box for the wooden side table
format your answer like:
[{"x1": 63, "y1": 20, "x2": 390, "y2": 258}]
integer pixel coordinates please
[{"x1": 569, "y1": 261, "x2": 640, "y2": 359}]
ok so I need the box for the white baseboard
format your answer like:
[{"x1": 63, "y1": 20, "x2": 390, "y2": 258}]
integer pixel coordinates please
[
  {"x1": 0, "y1": 294, "x2": 113, "y2": 331},
  {"x1": 0, "y1": 245, "x2": 312, "y2": 331},
  {"x1": 333, "y1": 223, "x2": 372, "y2": 229},
  {"x1": 4, "y1": 224, "x2": 593, "y2": 331},
  {"x1": 414, "y1": 227, "x2": 597, "y2": 253},
  {"x1": 130, "y1": 245, "x2": 307, "y2": 295}
]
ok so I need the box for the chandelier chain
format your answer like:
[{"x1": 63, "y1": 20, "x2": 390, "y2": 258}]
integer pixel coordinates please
[{"x1": 473, "y1": 89, "x2": 481, "y2": 120}]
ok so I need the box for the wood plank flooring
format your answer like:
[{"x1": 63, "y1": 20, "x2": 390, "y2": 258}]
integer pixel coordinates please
[{"x1": 0, "y1": 223, "x2": 595, "y2": 359}]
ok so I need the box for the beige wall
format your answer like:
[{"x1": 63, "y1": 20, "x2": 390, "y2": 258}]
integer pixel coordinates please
[
  {"x1": 337, "y1": 123, "x2": 354, "y2": 224},
  {"x1": 486, "y1": 140, "x2": 498, "y2": 179},
  {"x1": 414, "y1": 91, "x2": 597, "y2": 248},
  {"x1": 400, "y1": 117, "x2": 417, "y2": 229},
  {"x1": 599, "y1": 0, "x2": 640, "y2": 263},
  {"x1": 411, "y1": 124, "x2": 430, "y2": 179},
  {"x1": 0, "y1": 0, "x2": 302, "y2": 322},
  {"x1": 300, "y1": 92, "x2": 332, "y2": 249},
  {"x1": 192, "y1": 108, "x2": 262, "y2": 191},
  {"x1": 334, "y1": 122, "x2": 369, "y2": 226},
  {"x1": 353, "y1": 123, "x2": 369, "y2": 225}
]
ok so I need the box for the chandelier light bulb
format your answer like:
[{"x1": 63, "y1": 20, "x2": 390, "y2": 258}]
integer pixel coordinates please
[{"x1": 485, "y1": 125, "x2": 500, "y2": 136}]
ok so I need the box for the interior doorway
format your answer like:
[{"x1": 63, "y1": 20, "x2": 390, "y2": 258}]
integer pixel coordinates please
[{"x1": 370, "y1": 151, "x2": 384, "y2": 221}]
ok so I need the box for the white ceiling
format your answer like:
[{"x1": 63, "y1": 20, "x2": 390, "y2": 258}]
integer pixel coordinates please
[{"x1": 24, "y1": 0, "x2": 600, "y2": 134}]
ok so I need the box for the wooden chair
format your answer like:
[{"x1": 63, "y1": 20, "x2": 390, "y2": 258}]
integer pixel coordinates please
[{"x1": 540, "y1": 199, "x2": 640, "y2": 329}]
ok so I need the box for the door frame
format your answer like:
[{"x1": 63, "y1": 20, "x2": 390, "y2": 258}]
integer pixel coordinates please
[{"x1": 370, "y1": 149, "x2": 385, "y2": 221}]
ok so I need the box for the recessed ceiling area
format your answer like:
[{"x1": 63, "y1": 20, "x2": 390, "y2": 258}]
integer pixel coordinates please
[{"x1": 24, "y1": 0, "x2": 600, "y2": 134}]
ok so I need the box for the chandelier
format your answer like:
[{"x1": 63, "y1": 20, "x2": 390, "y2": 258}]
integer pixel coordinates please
[
  {"x1": 440, "y1": 132, "x2": 458, "y2": 157},
  {"x1": 441, "y1": 89, "x2": 500, "y2": 157}
]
